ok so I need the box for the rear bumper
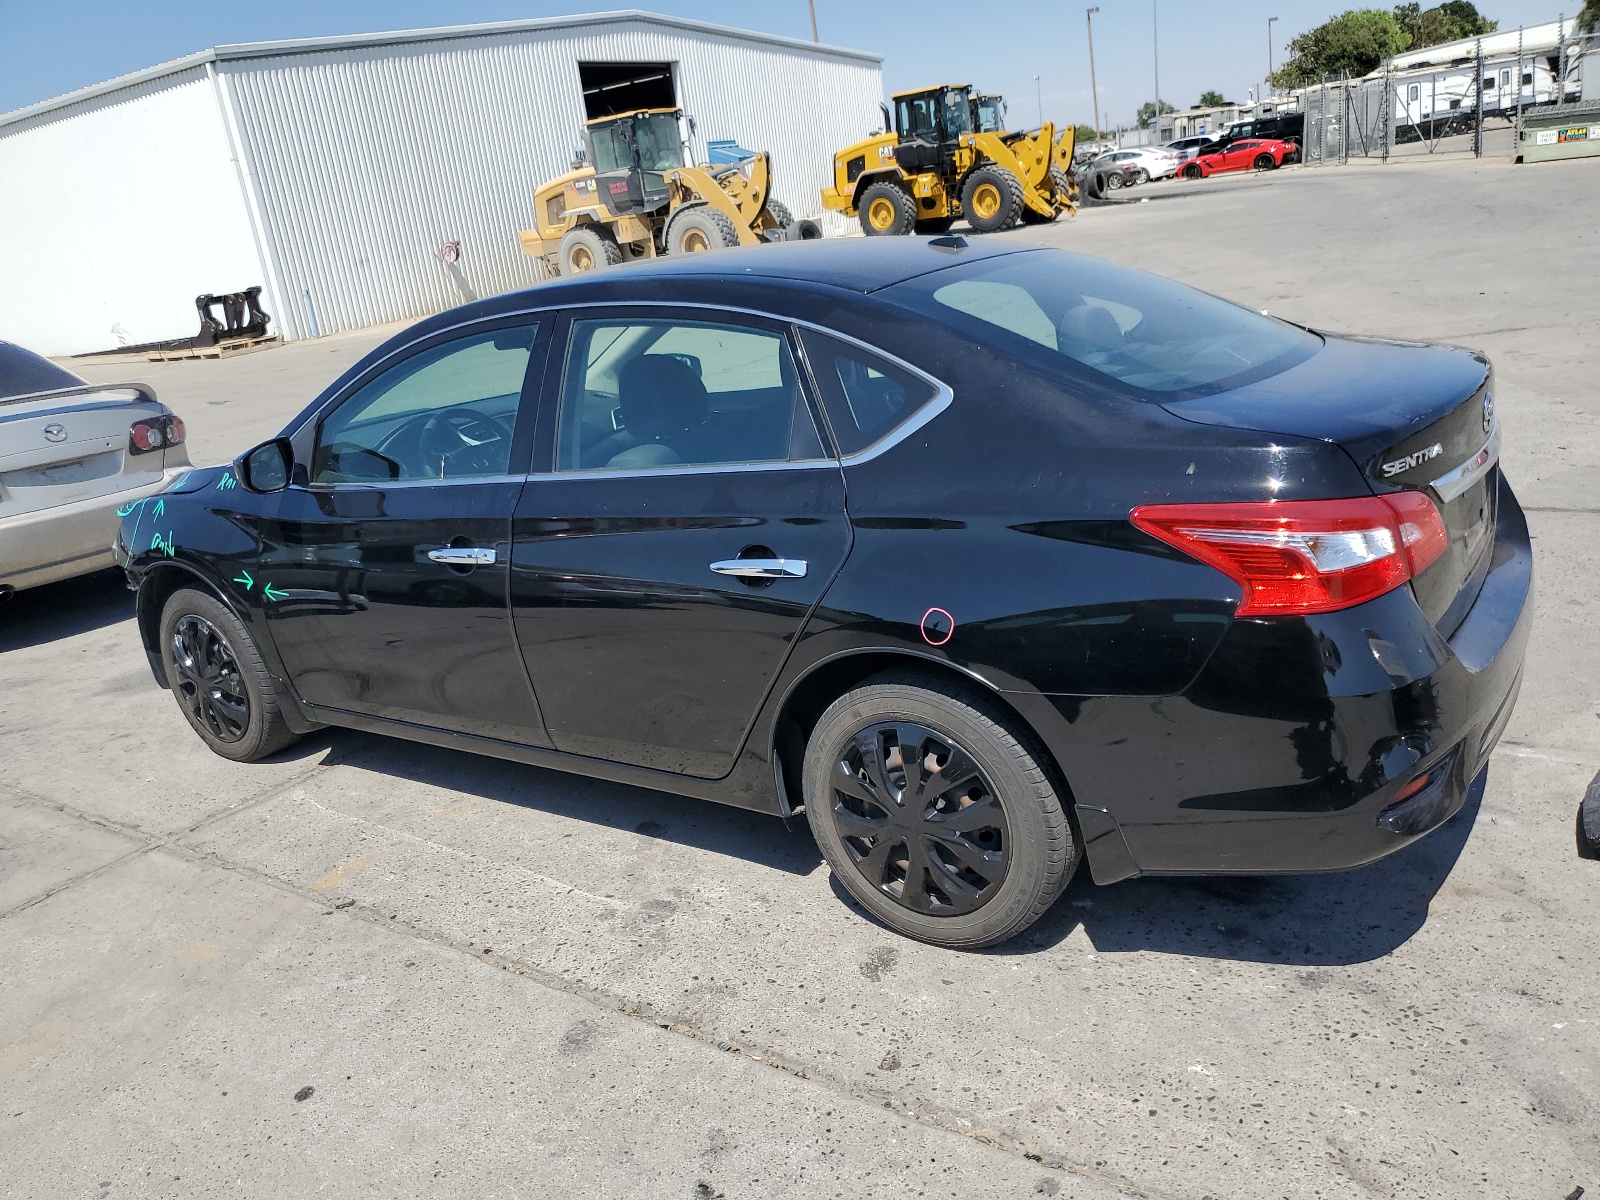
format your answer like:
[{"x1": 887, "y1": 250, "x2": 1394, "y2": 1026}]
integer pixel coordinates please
[
  {"x1": 1044, "y1": 473, "x2": 1533, "y2": 881},
  {"x1": 0, "y1": 465, "x2": 190, "y2": 591}
]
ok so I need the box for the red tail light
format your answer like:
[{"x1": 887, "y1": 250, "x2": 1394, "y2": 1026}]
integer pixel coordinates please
[
  {"x1": 1130, "y1": 494, "x2": 1449, "y2": 616},
  {"x1": 129, "y1": 415, "x2": 185, "y2": 455}
]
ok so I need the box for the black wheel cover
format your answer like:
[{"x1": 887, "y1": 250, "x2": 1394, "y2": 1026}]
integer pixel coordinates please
[
  {"x1": 828, "y1": 721, "x2": 1010, "y2": 916},
  {"x1": 170, "y1": 614, "x2": 250, "y2": 743}
]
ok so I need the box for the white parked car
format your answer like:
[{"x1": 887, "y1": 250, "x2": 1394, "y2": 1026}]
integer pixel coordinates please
[
  {"x1": 1093, "y1": 147, "x2": 1181, "y2": 183},
  {"x1": 0, "y1": 341, "x2": 190, "y2": 598}
]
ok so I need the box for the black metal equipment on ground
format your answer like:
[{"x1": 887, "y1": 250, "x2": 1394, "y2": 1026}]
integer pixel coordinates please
[{"x1": 195, "y1": 287, "x2": 271, "y2": 346}]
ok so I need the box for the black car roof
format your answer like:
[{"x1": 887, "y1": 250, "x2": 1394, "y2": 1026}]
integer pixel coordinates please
[{"x1": 509, "y1": 236, "x2": 1035, "y2": 301}]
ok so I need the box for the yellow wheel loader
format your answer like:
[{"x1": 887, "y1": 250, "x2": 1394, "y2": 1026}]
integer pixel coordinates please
[
  {"x1": 821, "y1": 85, "x2": 1077, "y2": 237},
  {"x1": 519, "y1": 109, "x2": 819, "y2": 277}
]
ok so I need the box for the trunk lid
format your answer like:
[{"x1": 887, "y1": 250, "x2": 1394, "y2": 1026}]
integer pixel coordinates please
[
  {"x1": 1162, "y1": 335, "x2": 1497, "y2": 635},
  {"x1": 0, "y1": 385, "x2": 168, "y2": 518}
]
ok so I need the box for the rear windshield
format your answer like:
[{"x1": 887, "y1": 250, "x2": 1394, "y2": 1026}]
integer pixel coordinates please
[
  {"x1": 888, "y1": 250, "x2": 1318, "y2": 398},
  {"x1": 0, "y1": 342, "x2": 83, "y2": 400}
]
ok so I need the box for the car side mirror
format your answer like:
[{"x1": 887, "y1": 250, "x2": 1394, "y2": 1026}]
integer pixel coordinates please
[{"x1": 236, "y1": 437, "x2": 292, "y2": 493}]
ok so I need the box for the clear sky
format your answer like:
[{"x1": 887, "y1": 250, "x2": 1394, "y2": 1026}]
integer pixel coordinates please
[{"x1": 0, "y1": 0, "x2": 1565, "y2": 126}]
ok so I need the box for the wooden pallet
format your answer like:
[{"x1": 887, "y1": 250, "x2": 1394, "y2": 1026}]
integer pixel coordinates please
[{"x1": 147, "y1": 334, "x2": 280, "y2": 362}]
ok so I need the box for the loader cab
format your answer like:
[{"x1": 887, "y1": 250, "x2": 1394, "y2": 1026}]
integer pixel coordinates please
[
  {"x1": 973, "y1": 93, "x2": 1007, "y2": 134},
  {"x1": 893, "y1": 84, "x2": 973, "y2": 176},
  {"x1": 584, "y1": 109, "x2": 684, "y2": 216}
]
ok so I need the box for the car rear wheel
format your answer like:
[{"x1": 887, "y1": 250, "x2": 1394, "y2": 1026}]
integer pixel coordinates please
[
  {"x1": 1254, "y1": 153, "x2": 1276, "y2": 171},
  {"x1": 802, "y1": 671, "x2": 1078, "y2": 948},
  {"x1": 1131, "y1": 168, "x2": 1150, "y2": 185},
  {"x1": 160, "y1": 587, "x2": 299, "y2": 762}
]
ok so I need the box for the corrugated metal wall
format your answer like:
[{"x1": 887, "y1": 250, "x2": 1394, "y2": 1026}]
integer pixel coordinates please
[
  {"x1": 224, "y1": 19, "x2": 883, "y2": 340},
  {"x1": 0, "y1": 70, "x2": 264, "y2": 357}
]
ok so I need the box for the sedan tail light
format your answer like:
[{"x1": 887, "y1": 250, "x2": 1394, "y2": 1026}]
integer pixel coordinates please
[
  {"x1": 129, "y1": 415, "x2": 186, "y2": 455},
  {"x1": 1130, "y1": 494, "x2": 1448, "y2": 616}
]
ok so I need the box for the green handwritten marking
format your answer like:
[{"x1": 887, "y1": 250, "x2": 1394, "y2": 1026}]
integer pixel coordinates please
[
  {"x1": 149, "y1": 531, "x2": 176, "y2": 558},
  {"x1": 262, "y1": 583, "x2": 287, "y2": 602},
  {"x1": 152, "y1": 498, "x2": 165, "y2": 519},
  {"x1": 233, "y1": 570, "x2": 255, "y2": 591},
  {"x1": 216, "y1": 471, "x2": 237, "y2": 491},
  {"x1": 116, "y1": 499, "x2": 143, "y2": 518}
]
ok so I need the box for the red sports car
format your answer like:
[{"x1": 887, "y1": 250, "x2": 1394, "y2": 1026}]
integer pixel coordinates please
[{"x1": 1179, "y1": 137, "x2": 1296, "y2": 179}]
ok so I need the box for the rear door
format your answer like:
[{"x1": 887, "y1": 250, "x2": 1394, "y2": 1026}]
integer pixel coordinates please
[{"x1": 510, "y1": 307, "x2": 851, "y2": 779}]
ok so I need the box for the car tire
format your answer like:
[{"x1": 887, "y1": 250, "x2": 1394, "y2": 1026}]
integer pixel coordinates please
[
  {"x1": 1104, "y1": 170, "x2": 1124, "y2": 189},
  {"x1": 159, "y1": 587, "x2": 300, "y2": 762},
  {"x1": 1182, "y1": 163, "x2": 1202, "y2": 180},
  {"x1": 665, "y1": 205, "x2": 740, "y2": 254},
  {"x1": 1132, "y1": 168, "x2": 1150, "y2": 185},
  {"x1": 960, "y1": 165, "x2": 1024, "y2": 232},
  {"x1": 557, "y1": 226, "x2": 623, "y2": 275},
  {"x1": 802, "y1": 670, "x2": 1079, "y2": 949},
  {"x1": 858, "y1": 182, "x2": 915, "y2": 236},
  {"x1": 1254, "y1": 153, "x2": 1276, "y2": 171}
]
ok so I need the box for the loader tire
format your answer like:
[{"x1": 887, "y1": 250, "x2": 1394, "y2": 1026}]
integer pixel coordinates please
[
  {"x1": 961, "y1": 166, "x2": 1023, "y2": 233},
  {"x1": 785, "y1": 218, "x2": 824, "y2": 241},
  {"x1": 1051, "y1": 166, "x2": 1078, "y2": 211},
  {"x1": 665, "y1": 205, "x2": 740, "y2": 255},
  {"x1": 766, "y1": 199, "x2": 795, "y2": 230},
  {"x1": 557, "y1": 226, "x2": 623, "y2": 276},
  {"x1": 859, "y1": 182, "x2": 915, "y2": 236}
]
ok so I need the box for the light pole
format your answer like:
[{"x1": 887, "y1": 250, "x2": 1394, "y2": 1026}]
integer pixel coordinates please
[
  {"x1": 1086, "y1": 7, "x2": 1102, "y2": 144},
  {"x1": 808, "y1": 0, "x2": 818, "y2": 42},
  {"x1": 1152, "y1": 0, "x2": 1162, "y2": 144},
  {"x1": 1267, "y1": 16, "x2": 1278, "y2": 92},
  {"x1": 1034, "y1": 75, "x2": 1043, "y2": 127}
]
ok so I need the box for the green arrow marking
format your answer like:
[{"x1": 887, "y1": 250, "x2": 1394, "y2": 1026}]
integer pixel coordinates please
[
  {"x1": 116, "y1": 500, "x2": 142, "y2": 518},
  {"x1": 262, "y1": 583, "x2": 287, "y2": 602},
  {"x1": 153, "y1": 498, "x2": 165, "y2": 519},
  {"x1": 233, "y1": 570, "x2": 254, "y2": 590}
]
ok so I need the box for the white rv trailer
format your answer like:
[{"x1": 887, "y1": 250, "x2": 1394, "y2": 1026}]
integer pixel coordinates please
[{"x1": 1390, "y1": 18, "x2": 1579, "y2": 129}]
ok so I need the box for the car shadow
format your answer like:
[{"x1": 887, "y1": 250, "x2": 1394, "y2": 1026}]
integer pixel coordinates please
[
  {"x1": 318, "y1": 729, "x2": 824, "y2": 877},
  {"x1": 1015, "y1": 769, "x2": 1489, "y2": 966},
  {"x1": 0, "y1": 568, "x2": 134, "y2": 652},
  {"x1": 826, "y1": 771, "x2": 1488, "y2": 966}
]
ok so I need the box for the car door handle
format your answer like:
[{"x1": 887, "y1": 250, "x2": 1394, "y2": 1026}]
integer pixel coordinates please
[
  {"x1": 709, "y1": 557, "x2": 807, "y2": 579},
  {"x1": 428, "y1": 547, "x2": 497, "y2": 566}
]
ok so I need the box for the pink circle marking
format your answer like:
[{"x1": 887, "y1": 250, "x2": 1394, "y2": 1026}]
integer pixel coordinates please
[{"x1": 920, "y1": 607, "x2": 955, "y2": 646}]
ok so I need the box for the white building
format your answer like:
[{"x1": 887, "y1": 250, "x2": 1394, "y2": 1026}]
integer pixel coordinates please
[{"x1": 0, "y1": 11, "x2": 884, "y2": 356}]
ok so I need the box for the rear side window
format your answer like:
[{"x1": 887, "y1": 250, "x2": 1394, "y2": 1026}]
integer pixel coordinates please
[
  {"x1": 797, "y1": 329, "x2": 939, "y2": 457},
  {"x1": 890, "y1": 250, "x2": 1318, "y2": 399},
  {"x1": 0, "y1": 342, "x2": 83, "y2": 400}
]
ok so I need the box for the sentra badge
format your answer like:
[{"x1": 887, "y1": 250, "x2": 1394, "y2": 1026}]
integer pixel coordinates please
[{"x1": 1380, "y1": 442, "x2": 1443, "y2": 478}]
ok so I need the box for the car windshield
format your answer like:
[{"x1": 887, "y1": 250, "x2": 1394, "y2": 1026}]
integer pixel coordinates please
[{"x1": 888, "y1": 250, "x2": 1319, "y2": 398}]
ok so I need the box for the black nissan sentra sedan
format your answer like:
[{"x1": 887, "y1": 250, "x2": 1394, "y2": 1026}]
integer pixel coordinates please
[{"x1": 117, "y1": 238, "x2": 1530, "y2": 948}]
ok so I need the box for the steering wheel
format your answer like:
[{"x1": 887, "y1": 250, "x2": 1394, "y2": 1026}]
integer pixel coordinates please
[{"x1": 415, "y1": 407, "x2": 508, "y2": 477}]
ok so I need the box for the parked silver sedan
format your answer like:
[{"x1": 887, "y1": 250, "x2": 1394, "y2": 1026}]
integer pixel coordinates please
[{"x1": 0, "y1": 341, "x2": 190, "y2": 598}]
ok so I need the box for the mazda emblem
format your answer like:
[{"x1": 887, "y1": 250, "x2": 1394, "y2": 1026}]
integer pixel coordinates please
[
  {"x1": 1482, "y1": 392, "x2": 1494, "y2": 433},
  {"x1": 42, "y1": 423, "x2": 67, "y2": 443}
]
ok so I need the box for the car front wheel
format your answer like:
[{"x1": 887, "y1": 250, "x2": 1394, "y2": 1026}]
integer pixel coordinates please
[
  {"x1": 160, "y1": 587, "x2": 300, "y2": 762},
  {"x1": 802, "y1": 671, "x2": 1079, "y2": 948},
  {"x1": 1183, "y1": 163, "x2": 1203, "y2": 180}
]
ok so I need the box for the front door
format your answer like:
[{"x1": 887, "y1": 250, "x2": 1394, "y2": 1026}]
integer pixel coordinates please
[
  {"x1": 510, "y1": 309, "x2": 851, "y2": 779},
  {"x1": 257, "y1": 318, "x2": 551, "y2": 744}
]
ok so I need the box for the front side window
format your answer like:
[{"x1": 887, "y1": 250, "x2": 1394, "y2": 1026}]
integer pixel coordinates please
[
  {"x1": 797, "y1": 329, "x2": 939, "y2": 458},
  {"x1": 891, "y1": 250, "x2": 1318, "y2": 399},
  {"x1": 313, "y1": 326, "x2": 535, "y2": 484},
  {"x1": 898, "y1": 97, "x2": 938, "y2": 140},
  {"x1": 556, "y1": 318, "x2": 826, "y2": 471},
  {"x1": 942, "y1": 87, "x2": 973, "y2": 136}
]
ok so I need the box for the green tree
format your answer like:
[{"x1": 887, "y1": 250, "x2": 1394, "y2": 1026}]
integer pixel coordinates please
[
  {"x1": 1578, "y1": 0, "x2": 1600, "y2": 32},
  {"x1": 1393, "y1": 2, "x2": 1497, "y2": 48},
  {"x1": 1073, "y1": 123, "x2": 1106, "y2": 144},
  {"x1": 1199, "y1": 89, "x2": 1230, "y2": 107},
  {"x1": 1270, "y1": 9, "x2": 1411, "y2": 87},
  {"x1": 1135, "y1": 100, "x2": 1177, "y2": 128}
]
